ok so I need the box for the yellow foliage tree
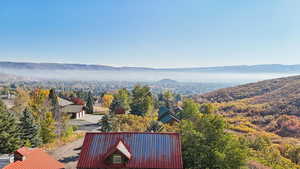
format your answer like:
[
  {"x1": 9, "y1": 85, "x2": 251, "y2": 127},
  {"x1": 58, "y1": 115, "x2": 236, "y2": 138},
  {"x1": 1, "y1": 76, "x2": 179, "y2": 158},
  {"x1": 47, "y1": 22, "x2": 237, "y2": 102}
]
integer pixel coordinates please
[
  {"x1": 102, "y1": 94, "x2": 114, "y2": 108},
  {"x1": 28, "y1": 88, "x2": 50, "y2": 119}
]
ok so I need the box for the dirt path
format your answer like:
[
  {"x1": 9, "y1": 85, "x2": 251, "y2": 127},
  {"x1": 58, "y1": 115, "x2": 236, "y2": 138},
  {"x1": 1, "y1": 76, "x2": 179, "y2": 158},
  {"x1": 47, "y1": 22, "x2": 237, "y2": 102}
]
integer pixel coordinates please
[
  {"x1": 49, "y1": 114, "x2": 103, "y2": 169},
  {"x1": 49, "y1": 137, "x2": 84, "y2": 169}
]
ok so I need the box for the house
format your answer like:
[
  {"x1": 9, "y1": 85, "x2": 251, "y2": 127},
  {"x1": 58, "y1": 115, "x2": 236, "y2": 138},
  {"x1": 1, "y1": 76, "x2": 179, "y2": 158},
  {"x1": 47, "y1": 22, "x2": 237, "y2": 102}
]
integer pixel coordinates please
[
  {"x1": 93, "y1": 103, "x2": 109, "y2": 114},
  {"x1": 3, "y1": 147, "x2": 64, "y2": 169},
  {"x1": 158, "y1": 106, "x2": 181, "y2": 124},
  {"x1": 61, "y1": 104, "x2": 85, "y2": 119},
  {"x1": 114, "y1": 107, "x2": 129, "y2": 114},
  {"x1": 58, "y1": 97, "x2": 73, "y2": 107},
  {"x1": 0, "y1": 94, "x2": 16, "y2": 109},
  {"x1": 77, "y1": 132, "x2": 183, "y2": 169},
  {"x1": 58, "y1": 97, "x2": 86, "y2": 119}
]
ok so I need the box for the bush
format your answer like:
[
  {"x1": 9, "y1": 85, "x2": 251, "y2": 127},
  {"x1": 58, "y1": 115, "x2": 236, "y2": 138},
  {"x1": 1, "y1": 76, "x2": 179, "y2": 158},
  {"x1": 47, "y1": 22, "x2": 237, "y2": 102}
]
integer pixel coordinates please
[{"x1": 180, "y1": 114, "x2": 247, "y2": 169}]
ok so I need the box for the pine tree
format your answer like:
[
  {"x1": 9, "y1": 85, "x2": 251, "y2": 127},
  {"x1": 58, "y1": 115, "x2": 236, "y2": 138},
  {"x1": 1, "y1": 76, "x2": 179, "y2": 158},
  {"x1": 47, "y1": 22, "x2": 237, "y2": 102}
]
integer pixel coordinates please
[
  {"x1": 0, "y1": 100, "x2": 21, "y2": 154},
  {"x1": 109, "y1": 89, "x2": 131, "y2": 114},
  {"x1": 40, "y1": 112, "x2": 57, "y2": 144},
  {"x1": 19, "y1": 107, "x2": 42, "y2": 147},
  {"x1": 98, "y1": 114, "x2": 114, "y2": 132},
  {"x1": 130, "y1": 85, "x2": 154, "y2": 116},
  {"x1": 48, "y1": 89, "x2": 60, "y2": 120},
  {"x1": 86, "y1": 91, "x2": 94, "y2": 114},
  {"x1": 49, "y1": 89, "x2": 63, "y2": 136}
]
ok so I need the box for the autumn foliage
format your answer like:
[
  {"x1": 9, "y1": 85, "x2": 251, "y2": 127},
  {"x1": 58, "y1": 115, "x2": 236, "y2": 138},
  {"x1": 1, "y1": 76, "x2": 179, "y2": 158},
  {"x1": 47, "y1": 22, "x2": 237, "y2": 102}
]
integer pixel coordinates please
[{"x1": 71, "y1": 97, "x2": 85, "y2": 105}]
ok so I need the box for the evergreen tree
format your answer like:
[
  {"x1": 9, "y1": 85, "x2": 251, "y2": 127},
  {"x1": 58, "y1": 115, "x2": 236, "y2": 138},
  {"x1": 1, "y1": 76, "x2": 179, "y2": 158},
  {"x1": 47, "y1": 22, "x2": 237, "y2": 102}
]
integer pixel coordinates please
[
  {"x1": 175, "y1": 94, "x2": 182, "y2": 102},
  {"x1": 86, "y1": 91, "x2": 94, "y2": 114},
  {"x1": 19, "y1": 107, "x2": 42, "y2": 147},
  {"x1": 109, "y1": 89, "x2": 131, "y2": 114},
  {"x1": 130, "y1": 85, "x2": 154, "y2": 116},
  {"x1": 48, "y1": 89, "x2": 60, "y2": 120},
  {"x1": 0, "y1": 100, "x2": 21, "y2": 154},
  {"x1": 180, "y1": 99, "x2": 200, "y2": 119},
  {"x1": 40, "y1": 112, "x2": 57, "y2": 144},
  {"x1": 98, "y1": 114, "x2": 114, "y2": 132}
]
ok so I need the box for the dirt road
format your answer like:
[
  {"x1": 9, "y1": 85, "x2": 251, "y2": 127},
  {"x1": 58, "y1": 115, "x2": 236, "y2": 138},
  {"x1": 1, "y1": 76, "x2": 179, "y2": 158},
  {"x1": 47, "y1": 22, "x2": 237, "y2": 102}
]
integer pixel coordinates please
[
  {"x1": 49, "y1": 137, "x2": 84, "y2": 169},
  {"x1": 49, "y1": 114, "x2": 103, "y2": 169}
]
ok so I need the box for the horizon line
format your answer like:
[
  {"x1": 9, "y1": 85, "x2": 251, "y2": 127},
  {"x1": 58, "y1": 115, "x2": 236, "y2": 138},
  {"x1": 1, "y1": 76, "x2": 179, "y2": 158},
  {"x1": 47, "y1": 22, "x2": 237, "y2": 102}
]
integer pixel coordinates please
[{"x1": 0, "y1": 60, "x2": 299, "y2": 69}]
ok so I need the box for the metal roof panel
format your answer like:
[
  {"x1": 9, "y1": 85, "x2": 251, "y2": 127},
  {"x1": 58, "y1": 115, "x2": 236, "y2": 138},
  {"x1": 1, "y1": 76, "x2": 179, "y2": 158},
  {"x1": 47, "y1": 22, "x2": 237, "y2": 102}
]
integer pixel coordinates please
[{"x1": 77, "y1": 132, "x2": 183, "y2": 169}]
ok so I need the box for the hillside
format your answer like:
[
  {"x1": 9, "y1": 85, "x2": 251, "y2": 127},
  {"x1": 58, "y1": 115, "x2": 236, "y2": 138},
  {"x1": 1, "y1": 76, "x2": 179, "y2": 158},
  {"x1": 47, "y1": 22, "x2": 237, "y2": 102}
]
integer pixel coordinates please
[
  {"x1": 194, "y1": 75, "x2": 300, "y2": 138},
  {"x1": 195, "y1": 75, "x2": 300, "y2": 103}
]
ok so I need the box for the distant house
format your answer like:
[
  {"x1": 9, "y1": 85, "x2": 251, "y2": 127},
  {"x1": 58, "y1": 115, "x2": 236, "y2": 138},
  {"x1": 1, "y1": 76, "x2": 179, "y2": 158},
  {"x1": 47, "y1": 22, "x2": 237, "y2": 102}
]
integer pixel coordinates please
[
  {"x1": 58, "y1": 97, "x2": 73, "y2": 107},
  {"x1": 93, "y1": 103, "x2": 109, "y2": 114},
  {"x1": 0, "y1": 94, "x2": 16, "y2": 109},
  {"x1": 77, "y1": 132, "x2": 183, "y2": 169},
  {"x1": 158, "y1": 106, "x2": 181, "y2": 124},
  {"x1": 61, "y1": 104, "x2": 85, "y2": 119},
  {"x1": 70, "y1": 97, "x2": 85, "y2": 105},
  {"x1": 114, "y1": 107, "x2": 129, "y2": 114},
  {"x1": 58, "y1": 97, "x2": 86, "y2": 119},
  {"x1": 3, "y1": 147, "x2": 64, "y2": 169}
]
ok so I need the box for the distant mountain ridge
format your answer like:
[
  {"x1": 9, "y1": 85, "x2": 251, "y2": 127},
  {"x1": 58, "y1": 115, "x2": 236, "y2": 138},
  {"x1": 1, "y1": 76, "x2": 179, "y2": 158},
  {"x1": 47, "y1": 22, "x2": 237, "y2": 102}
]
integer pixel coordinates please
[{"x1": 1, "y1": 61, "x2": 300, "y2": 73}]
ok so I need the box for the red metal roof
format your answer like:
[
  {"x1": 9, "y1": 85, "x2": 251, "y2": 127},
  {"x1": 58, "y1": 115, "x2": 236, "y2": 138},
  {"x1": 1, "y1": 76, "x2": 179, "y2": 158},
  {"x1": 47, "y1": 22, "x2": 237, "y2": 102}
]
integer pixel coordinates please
[
  {"x1": 3, "y1": 147, "x2": 64, "y2": 169},
  {"x1": 15, "y1": 147, "x2": 31, "y2": 156},
  {"x1": 77, "y1": 132, "x2": 183, "y2": 169},
  {"x1": 104, "y1": 140, "x2": 132, "y2": 160}
]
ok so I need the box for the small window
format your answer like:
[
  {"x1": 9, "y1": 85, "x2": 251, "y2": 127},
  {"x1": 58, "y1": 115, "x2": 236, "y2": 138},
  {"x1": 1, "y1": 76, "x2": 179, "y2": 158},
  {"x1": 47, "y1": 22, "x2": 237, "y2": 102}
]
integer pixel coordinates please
[{"x1": 112, "y1": 154, "x2": 122, "y2": 164}]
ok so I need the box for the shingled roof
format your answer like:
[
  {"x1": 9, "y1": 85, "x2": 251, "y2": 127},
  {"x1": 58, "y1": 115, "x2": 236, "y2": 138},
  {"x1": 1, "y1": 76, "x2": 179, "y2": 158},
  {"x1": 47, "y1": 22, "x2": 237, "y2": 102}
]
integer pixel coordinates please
[{"x1": 77, "y1": 132, "x2": 183, "y2": 169}]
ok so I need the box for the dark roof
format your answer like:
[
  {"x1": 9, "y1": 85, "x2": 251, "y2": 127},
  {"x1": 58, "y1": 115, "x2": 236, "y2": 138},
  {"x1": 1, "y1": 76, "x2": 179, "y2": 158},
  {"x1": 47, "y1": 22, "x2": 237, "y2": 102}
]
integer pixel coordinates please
[
  {"x1": 77, "y1": 132, "x2": 183, "y2": 169},
  {"x1": 158, "y1": 106, "x2": 180, "y2": 123},
  {"x1": 3, "y1": 147, "x2": 64, "y2": 169},
  {"x1": 159, "y1": 112, "x2": 180, "y2": 123},
  {"x1": 158, "y1": 106, "x2": 169, "y2": 116},
  {"x1": 61, "y1": 105, "x2": 83, "y2": 113}
]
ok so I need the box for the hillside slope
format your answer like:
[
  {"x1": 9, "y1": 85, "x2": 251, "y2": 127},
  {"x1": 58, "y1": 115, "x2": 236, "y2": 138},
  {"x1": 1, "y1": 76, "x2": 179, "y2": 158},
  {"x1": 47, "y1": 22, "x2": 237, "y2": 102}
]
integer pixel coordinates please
[
  {"x1": 194, "y1": 75, "x2": 300, "y2": 138},
  {"x1": 195, "y1": 75, "x2": 300, "y2": 103}
]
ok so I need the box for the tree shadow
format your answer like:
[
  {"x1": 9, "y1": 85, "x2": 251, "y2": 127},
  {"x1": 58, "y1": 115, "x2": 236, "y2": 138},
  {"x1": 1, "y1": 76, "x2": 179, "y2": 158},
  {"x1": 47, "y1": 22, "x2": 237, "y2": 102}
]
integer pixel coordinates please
[
  {"x1": 74, "y1": 146, "x2": 82, "y2": 151},
  {"x1": 59, "y1": 147, "x2": 82, "y2": 163},
  {"x1": 59, "y1": 155, "x2": 79, "y2": 163}
]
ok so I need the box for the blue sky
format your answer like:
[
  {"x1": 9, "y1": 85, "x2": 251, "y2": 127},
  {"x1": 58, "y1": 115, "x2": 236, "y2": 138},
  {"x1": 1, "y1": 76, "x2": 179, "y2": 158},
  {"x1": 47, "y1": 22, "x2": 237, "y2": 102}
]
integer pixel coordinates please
[{"x1": 0, "y1": 0, "x2": 299, "y2": 68}]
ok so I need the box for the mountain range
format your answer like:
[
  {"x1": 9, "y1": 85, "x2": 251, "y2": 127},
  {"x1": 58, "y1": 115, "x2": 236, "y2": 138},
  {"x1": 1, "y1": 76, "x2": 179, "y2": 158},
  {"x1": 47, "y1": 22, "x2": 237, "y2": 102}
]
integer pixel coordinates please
[{"x1": 1, "y1": 61, "x2": 300, "y2": 73}]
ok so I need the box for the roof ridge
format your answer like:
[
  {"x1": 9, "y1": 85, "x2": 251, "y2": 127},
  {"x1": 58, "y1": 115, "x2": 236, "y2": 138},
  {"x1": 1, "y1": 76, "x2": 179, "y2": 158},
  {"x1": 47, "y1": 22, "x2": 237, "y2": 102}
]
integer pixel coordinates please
[{"x1": 85, "y1": 132, "x2": 180, "y2": 135}]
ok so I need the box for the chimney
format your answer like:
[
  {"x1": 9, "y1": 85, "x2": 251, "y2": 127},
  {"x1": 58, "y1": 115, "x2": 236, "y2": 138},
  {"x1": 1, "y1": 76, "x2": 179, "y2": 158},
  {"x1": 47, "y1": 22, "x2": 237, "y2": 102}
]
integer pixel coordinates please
[
  {"x1": 13, "y1": 147, "x2": 30, "y2": 162},
  {"x1": 14, "y1": 152, "x2": 26, "y2": 162}
]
